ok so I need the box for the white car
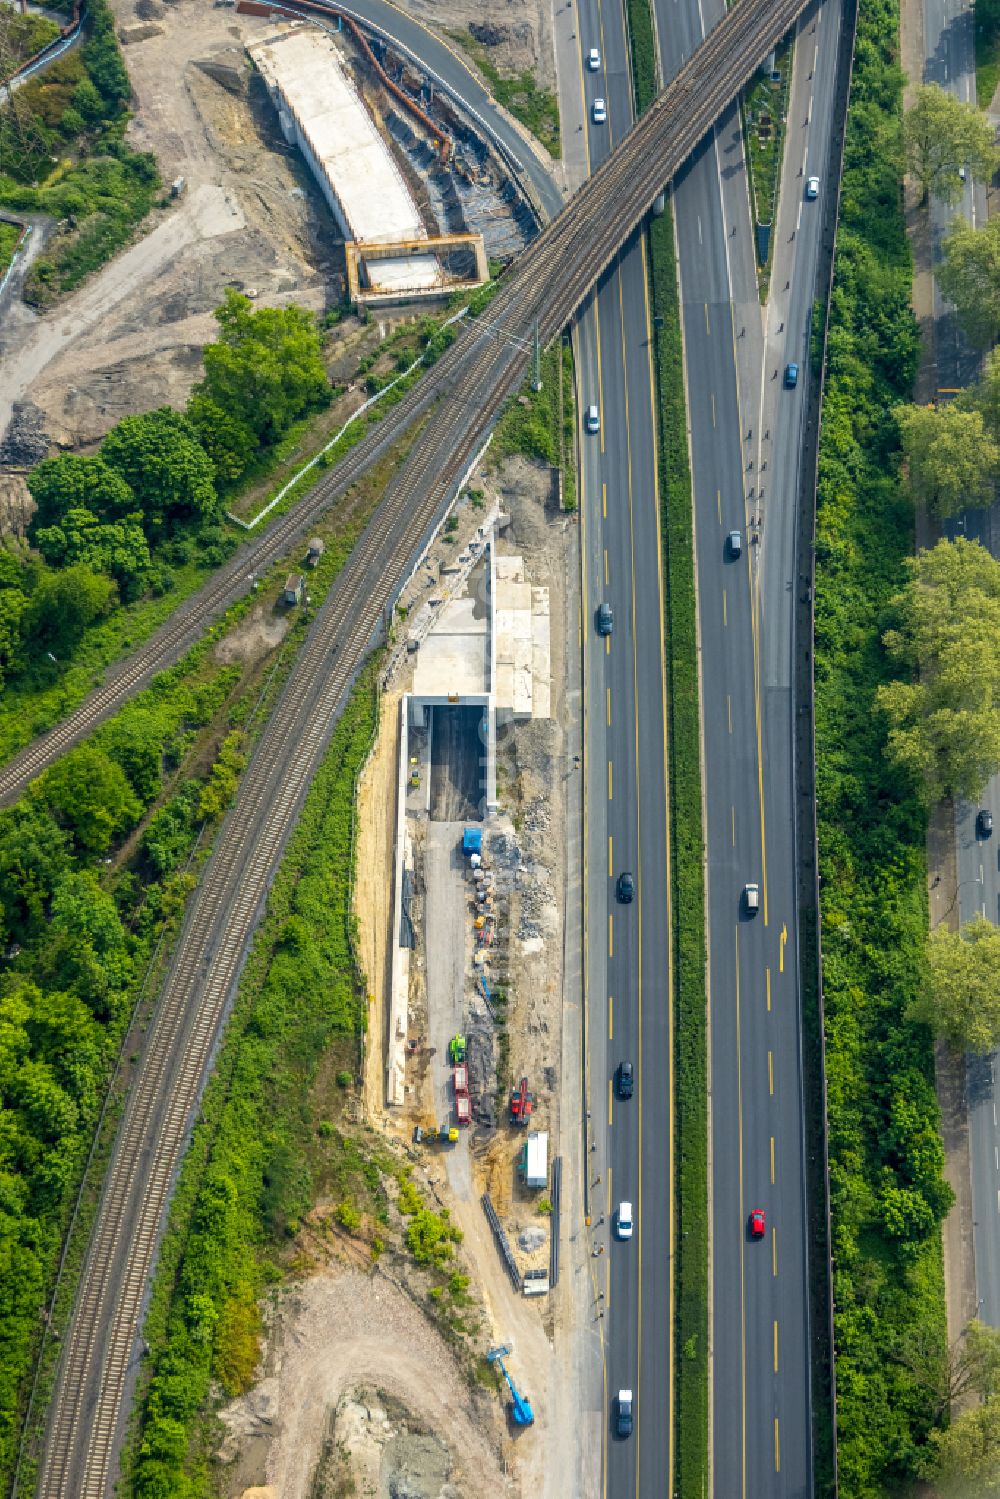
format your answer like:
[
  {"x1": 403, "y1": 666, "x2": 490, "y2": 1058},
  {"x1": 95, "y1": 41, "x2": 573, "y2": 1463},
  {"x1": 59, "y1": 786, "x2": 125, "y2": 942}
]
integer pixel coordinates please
[
  {"x1": 616, "y1": 1201, "x2": 634, "y2": 1240},
  {"x1": 592, "y1": 97, "x2": 607, "y2": 124},
  {"x1": 587, "y1": 46, "x2": 601, "y2": 70},
  {"x1": 806, "y1": 175, "x2": 820, "y2": 199}
]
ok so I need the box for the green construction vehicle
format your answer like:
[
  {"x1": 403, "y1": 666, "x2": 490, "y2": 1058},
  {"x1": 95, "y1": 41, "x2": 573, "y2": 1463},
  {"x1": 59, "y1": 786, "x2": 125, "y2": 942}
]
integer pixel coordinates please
[{"x1": 449, "y1": 1034, "x2": 467, "y2": 1065}]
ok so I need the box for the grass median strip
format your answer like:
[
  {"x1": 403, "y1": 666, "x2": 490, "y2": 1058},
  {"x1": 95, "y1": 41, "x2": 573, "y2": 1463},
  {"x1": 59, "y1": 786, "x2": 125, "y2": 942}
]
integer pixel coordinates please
[{"x1": 625, "y1": 0, "x2": 708, "y2": 1488}]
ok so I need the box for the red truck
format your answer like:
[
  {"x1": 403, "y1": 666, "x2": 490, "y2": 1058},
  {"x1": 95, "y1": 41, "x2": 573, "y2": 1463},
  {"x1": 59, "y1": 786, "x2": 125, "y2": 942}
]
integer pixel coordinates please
[{"x1": 453, "y1": 1064, "x2": 471, "y2": 1126}]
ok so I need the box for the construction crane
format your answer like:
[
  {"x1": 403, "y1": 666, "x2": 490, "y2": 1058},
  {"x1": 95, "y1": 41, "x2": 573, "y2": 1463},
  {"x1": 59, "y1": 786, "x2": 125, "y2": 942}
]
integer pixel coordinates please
[{"x1": 486, "y1": 1345, "x2": 534, "y2": 1426}]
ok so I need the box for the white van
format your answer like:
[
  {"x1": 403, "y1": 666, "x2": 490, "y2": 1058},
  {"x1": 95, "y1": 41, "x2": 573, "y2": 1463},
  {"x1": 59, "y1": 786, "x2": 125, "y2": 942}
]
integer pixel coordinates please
[
  {"x1": 616, "y1": 1201, "x2": 634, "y2": 1240},
  {"x1": 585, "y1": 403, "x2": 600, "y2": 434},
  {"x1": 744, "y1": 882, "x2": 760, "y2": 915}
]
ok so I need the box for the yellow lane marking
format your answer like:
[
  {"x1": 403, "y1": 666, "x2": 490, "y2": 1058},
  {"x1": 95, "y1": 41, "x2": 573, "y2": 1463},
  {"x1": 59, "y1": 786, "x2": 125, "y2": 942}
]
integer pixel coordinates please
[
  {"x1": 603, "y1": 481, "x2": 607, "y2": 518},
  {"x1": 736, "y1": 925, "x2": 748, "y2": 1498},
  {"x1": 770, "y1": 1136, "x2": 776, "y2": 1185},
  {"x1": 606, "y1": 635, "x2": 610, "y2": 656},
  {"x1": 774, "y1": 1320, "x2": 779, "y2": 1373},
  {"x1": 604, "y1": 548, "x2": 609, "y2": 585},
  {"x1": 609, "y1": 914, "x2": 613, "y2": 957},
  {"x1": 775, "y1": 1419, "x2": 781, "y2": 1474},
  {"x1": 595, "y1": 298, "x2": 606, "y2": 456},
  {"x1": 779, "y1": 923, "x2": 787, "y2": 973},
  {"x1": 768, "y1": 1050, "x2": 774, "y2": 1096},
  {"x1": 608, "y1": 1075, "x2": 613, "y2": 1125},
  {"x1": 609, "y1": 993, "x2": 613, "y2": 1040},
  {"x1": 608, "y1": 760, "x2": 613, "y2": 801},
  {"x1": 766, "y1": 967, "x2": 771, "y2": 1012},
  {"x1": 772, "y1": 1226, "x2": 777, "y2": 1277},
  {"x1": 608, "y1": 836, "x2": 613, "y2": 876},
  {"x1": 717, "y1": 487, "x2": 722, "y2": 523},
  {"x1": 607, "y1": 688, "x2": 612, "y2": 726}
]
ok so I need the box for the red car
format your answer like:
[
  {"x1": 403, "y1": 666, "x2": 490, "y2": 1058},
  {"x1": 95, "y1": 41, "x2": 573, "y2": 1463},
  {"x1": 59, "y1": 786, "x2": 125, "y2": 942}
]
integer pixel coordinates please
[{"x1": 749, "y1": 1208, "x2": 766, "y2": 1240}]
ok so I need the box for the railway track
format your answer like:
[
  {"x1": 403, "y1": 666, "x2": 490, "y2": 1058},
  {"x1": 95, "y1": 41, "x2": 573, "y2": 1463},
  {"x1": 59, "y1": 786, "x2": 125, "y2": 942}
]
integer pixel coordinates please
[
  {"x1": 2, "y1": 0, "x2": 806, "y2": 812},
  {"x1": 33, "y1": 1, "x2": 811, "y2": 1491}
]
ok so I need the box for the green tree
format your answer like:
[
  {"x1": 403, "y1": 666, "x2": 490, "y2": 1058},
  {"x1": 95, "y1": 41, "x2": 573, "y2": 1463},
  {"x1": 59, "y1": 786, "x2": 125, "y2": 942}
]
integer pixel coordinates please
[
  {"x1": 897, "y1": 402, "x2": 999, "y2": 516},
  {"x1": 960, "y1": 346, "x2": 1000, "y2": 443},
  {"x1": 33, "y1": 507, "x2": 152, "y2": 598},
  {"x1": 0, "y1": 805, "x2": 71, "y2": 944},
  {"x1": 0, "y1": 560, "x2": 27, "y2": 689},
  {"x1": 195, "y1": 290, "x2": 329, "y2": 446},
  {"x1": 80, "y1": 3, "x2": 131, "y2": 113},
  {"x1": 185, "y1": 392, "x2": 256, "y2": 488},
  {"x1": 100, "y1": 408, "x2": 218, "y2": 535},
  {"x1": 939, "y1": 216, "x2": 1000, "y2": 348},
  {"x1": 929, "y1": 1393, "x2": 1000, "y2": 1494},
  {"x1": 27, "y1": 453, "x2": 134, "y2": 531},
  {"x1": 877, "y1": 538, "x2": 1000, "y2": 799},
  {"x1": 903, "y1": 84, "x2": 999, "y2": 204},
  {"x1": 196, "y1": 732, "x2": 247, "y2": 821},
  {"x1": 23, "y1": 564, "x2": 116, "y2": 659},
  {"x1": 35, "y1": 744, "x2": 142, "y2": 854},
  {"x1": 912, "y1": 915, "x2": 1000, "y2": 1051}
]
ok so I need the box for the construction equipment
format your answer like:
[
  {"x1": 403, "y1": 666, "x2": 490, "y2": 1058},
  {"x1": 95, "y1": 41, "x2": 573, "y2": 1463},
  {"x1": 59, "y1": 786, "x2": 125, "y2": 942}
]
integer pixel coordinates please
[
  {"x1": 412, "y1": 1124, "x2": 459, "y2": 1146},
  {"x1": 448, "y1": 1034, "x2": 467, "y2": 1065},
  {"x1": 509, "y1": 1076, "x2": 534, "y2": 1126},
  {"x1": 453, "y1": 1063, "x2": 471, "y2": 1126},
  {"x1": 486, "y1": 1345, "x2": 534, "y2": 1426}
]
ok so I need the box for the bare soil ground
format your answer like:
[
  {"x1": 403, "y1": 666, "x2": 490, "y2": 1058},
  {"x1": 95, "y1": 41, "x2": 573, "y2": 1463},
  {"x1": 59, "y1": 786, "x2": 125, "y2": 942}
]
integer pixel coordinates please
[
  {"x1": 399, "y1": 0, "x2": 556, "y2": 95},
  {"x1": 218, "y1": 1267, "x2": 511, "y2": 1499},
  {"x1": 0, "y1": 0, "x2": 340, "y2": 452}
]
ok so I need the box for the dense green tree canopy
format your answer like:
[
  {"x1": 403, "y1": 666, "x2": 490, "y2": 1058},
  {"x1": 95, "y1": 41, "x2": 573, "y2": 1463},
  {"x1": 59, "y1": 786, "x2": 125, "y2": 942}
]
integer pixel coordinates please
[
  {"x1": 0, "y1": 805, "x2": 71, "y2": 945},
  {"x1": 100, "y1": 408, "x2": 218, "y2": 534},
  {"x1": 22, "y1": 564, "x2": 116, "y2": 659},
  {"x1": 903, "y1": 84, "x2": 999, "y2": 204},
  {"x1": 897, "y1": 402, "x2": 999, "y2": 516},
  {"x1": 33, "y1": 507, "x2": 152, "y2": 598},
  {"x1": 34, "y1": 745, "x2": 142, "y2": 854},
  {"x1": 196, "y1": 289, "x2": 329, "y2": 449},
  {"x1": 939, "y1": 216, "x2": 1000, "y2": 348},
  {"x1": 877, "y1": 538, "x2": 1000, "y2": 799},
  {"x1": 913, "y1": 915, "x2": 1000, "y2": 1052},
  {"x1": 959, "y1": 347, "x2": 1000, "y2": 442},
  {"x1": 27, "y1": 453, "x2": 134, "y2": 532}
]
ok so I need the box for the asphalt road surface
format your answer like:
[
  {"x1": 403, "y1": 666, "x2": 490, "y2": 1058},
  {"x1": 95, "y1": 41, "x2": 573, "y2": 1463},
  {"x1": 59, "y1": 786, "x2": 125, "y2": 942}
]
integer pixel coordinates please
[
  {"x1": 657, "y1": 0, "x2": 845, "y2": 1489},
  {"x1": 571, "y1": 0, "x2": 673, "y2": 1493},
  {"x1": 923, "y1": 0, "x2": 1000, "y2": 1335}
]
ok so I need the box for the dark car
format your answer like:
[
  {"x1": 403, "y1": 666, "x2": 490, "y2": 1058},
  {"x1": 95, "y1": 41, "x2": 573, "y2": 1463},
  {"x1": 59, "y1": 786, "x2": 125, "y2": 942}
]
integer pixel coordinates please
[
  {"x1": 597, "y1": 601, "x2": 614, "y2": 636},
  {"x1": 616, "y1": 1390, "x2": 634, "y2": 1438},
  {"x1": 784, "y1": 362, "x2": 799, "y2": 389},
  {"x1": 749, "y1": 1208, "x2": 766, "y2": 1240},
  {"x1": 617, "y1": 1060, "x2": 634, "y2": 1099},
  {"x1": 616, "y1": 871, "x2": 635, "y2": 903},
  {"x1": 978, "y1": 808, "x2": 994, "y2": 838},
  {"x1": 728, "y1": 529, "x2": 743, "y2": 559}
]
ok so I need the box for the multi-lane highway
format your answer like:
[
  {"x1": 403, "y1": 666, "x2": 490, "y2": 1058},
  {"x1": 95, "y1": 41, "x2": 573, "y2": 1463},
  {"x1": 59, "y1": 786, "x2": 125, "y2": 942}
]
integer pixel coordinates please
[
  {"x1": 572, "y1": 3, "x2": 673, "y2": 1493},
  {"x1": 659, "y1": 0, "x2": 845, "y2": 1489}
]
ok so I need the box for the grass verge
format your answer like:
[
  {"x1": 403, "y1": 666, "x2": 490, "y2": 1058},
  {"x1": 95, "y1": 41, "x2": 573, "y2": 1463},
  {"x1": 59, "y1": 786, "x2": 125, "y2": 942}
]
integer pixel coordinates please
[
  {"x1": 742, "y1": 40, "x2": 793, "y2": 295},
  {"x1": 0, "y1": 217, "x2": 23, "y2": 274},
  {"x1": 448, "y1": 30, "x2": 561, "y2": 158},
  {"x1": 975, "y1": 0, "x2": 1000, "y2": 106},
  {"x1": 648, "y1": 204, "x2": 708, "y2": 1499},
  {"x1": 491, "y1": 340, "x2": 577, "y2": 510}
]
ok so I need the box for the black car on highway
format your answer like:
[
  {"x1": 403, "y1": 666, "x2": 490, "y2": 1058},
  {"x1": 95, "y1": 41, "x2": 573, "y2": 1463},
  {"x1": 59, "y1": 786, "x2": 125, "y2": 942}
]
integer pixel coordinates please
[
  {"x1": 617, "y1": 1060, "x2": 634, "y2": 1099},
  {"x1": 616, "y1": 871, "x2": 635, "y2": 903}
]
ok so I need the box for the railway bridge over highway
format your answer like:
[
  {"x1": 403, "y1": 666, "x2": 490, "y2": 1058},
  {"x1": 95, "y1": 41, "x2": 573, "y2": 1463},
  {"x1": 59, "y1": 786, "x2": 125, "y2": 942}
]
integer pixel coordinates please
[{"x1": 19, "y1": 0, "x2": 816, "y2": 1492}]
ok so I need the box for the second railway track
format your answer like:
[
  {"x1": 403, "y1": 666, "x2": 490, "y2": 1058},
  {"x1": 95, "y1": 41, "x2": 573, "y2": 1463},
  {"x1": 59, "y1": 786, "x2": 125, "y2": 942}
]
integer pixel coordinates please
[{"x1": 33, "y1": 1, "x2": 812, "y2": 1491}]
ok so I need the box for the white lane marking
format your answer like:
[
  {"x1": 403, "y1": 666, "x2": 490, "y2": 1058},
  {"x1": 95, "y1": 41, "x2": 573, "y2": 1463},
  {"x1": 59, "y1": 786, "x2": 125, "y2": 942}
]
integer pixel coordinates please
[
  {"x1": 995, "y1": 1146, "x2": 998, "y2": 1171},
  {"x1": 698, "y1": 215, "x2": 703, "y2": 244}
]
